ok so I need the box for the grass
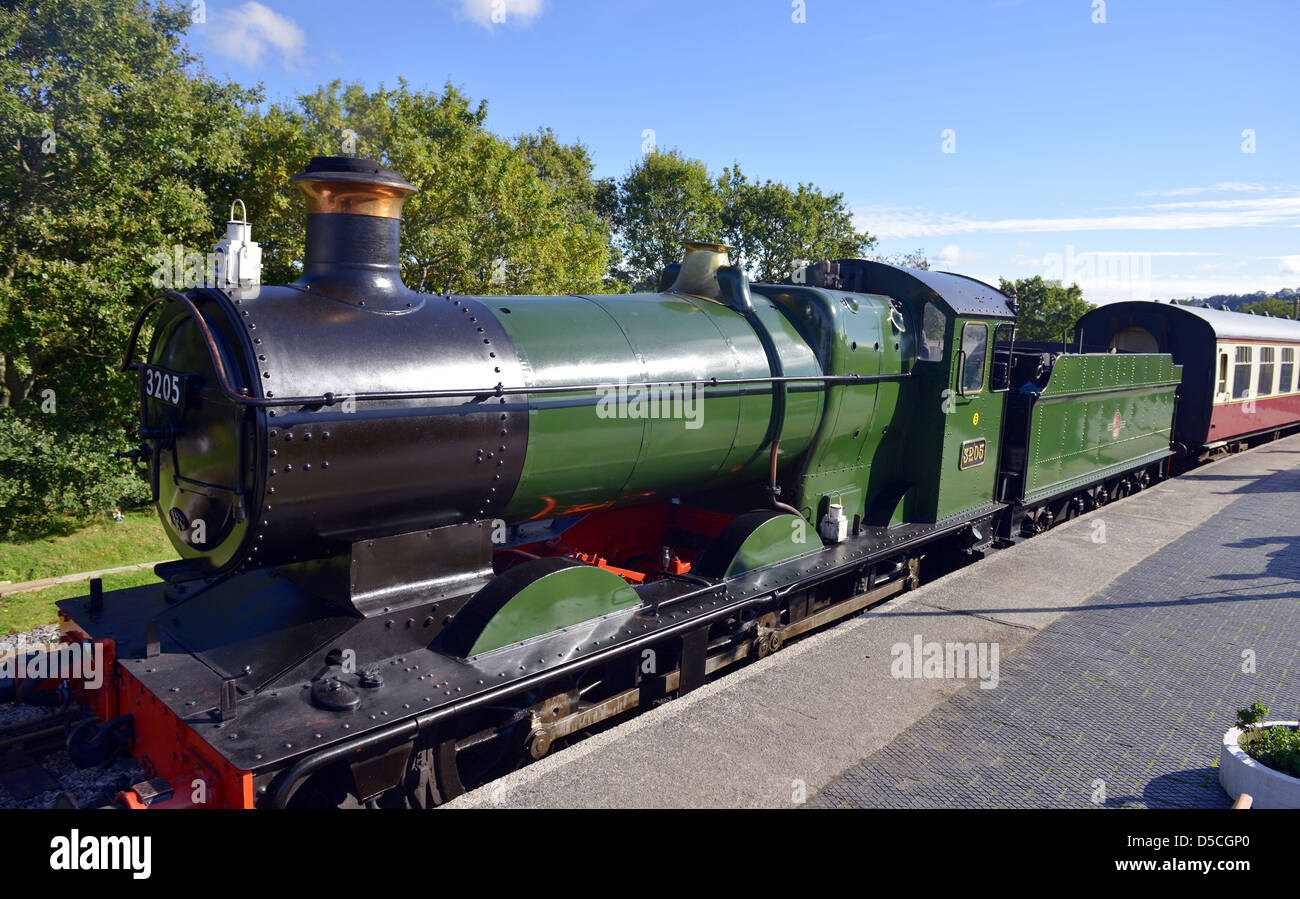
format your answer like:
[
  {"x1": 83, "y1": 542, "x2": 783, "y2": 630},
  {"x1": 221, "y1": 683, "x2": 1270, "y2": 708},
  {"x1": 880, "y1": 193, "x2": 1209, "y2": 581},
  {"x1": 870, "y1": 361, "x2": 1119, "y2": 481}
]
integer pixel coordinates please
[
  {"x1": 1, "y1": 569, "x2": 163, "y2": 635},
  {"x1": 0, "y1": 508, "x2": 174, "y2": 635},
  {"x1": 0, "y1": 508, "x2": 173, "y2": 583}
]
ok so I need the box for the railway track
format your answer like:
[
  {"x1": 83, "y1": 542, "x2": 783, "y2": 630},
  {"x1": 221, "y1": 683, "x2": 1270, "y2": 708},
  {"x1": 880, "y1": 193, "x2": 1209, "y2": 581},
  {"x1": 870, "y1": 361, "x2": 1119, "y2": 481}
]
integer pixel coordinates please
[
  {"x1": 1, "y1": 635, "x2": 148, "y2": 808},
  {"x1": 1, "y1": 712, "x2": 74, "y2": 766},
  {"x1": 0, "y1": 707, "x2": 83, "y2": 803}
]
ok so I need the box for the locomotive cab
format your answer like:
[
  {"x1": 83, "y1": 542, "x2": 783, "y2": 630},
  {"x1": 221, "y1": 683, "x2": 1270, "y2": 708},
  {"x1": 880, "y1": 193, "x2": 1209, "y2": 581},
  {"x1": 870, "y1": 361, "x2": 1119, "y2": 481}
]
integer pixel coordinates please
[{"x1": 793, "y1": 260, "x2": 1018, "y2": 528}]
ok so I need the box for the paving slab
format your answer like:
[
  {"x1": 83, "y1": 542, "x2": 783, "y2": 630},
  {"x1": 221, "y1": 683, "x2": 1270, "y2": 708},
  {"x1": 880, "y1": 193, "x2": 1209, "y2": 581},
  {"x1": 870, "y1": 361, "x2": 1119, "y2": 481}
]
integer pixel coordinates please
[{"x1": 448, "y1": 436, "x2": 1300, "y2": 809}]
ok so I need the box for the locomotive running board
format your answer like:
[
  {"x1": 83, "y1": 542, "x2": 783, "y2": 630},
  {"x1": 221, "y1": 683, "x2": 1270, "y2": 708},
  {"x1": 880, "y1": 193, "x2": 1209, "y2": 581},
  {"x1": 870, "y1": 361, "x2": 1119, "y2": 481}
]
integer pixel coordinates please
[
  {"x1": 136, "y1": 522, "x2": 497, "y2": 693},
  {"x1": 57, "y1": 501, "x2": 1005, "y2": 779}
]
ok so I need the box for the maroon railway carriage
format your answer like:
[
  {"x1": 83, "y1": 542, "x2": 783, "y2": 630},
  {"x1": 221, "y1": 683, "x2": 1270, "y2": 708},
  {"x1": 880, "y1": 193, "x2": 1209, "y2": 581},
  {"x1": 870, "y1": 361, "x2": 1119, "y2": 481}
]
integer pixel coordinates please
[{"x1": 1077, "y1": 301, "x2": 1300, "y2": 453}]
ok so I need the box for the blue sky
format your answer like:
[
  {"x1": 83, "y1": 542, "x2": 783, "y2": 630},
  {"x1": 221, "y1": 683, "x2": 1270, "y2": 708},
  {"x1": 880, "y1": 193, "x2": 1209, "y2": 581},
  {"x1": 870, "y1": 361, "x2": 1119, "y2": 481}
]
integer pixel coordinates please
[{"x1": 189, "y1": 0, "x2": 1299, "y2": 303}]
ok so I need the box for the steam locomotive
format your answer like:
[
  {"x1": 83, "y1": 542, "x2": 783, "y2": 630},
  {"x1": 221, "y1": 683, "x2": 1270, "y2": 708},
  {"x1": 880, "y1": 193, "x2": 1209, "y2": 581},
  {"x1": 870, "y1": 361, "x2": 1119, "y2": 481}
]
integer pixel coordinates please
[{"x1": 30, "y1": 156, "x2": 1300, "y2": 807}]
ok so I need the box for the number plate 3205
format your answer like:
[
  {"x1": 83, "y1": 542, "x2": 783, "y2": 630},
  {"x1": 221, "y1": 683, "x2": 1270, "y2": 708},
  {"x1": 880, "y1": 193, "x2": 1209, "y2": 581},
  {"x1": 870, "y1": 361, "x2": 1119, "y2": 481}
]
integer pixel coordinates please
[
  {"x1": 959, "y1": 438, "x2": 986, "y2": 470},
  {"x1": 142, "y1": 365, "x2": 187, "y2": 408}
]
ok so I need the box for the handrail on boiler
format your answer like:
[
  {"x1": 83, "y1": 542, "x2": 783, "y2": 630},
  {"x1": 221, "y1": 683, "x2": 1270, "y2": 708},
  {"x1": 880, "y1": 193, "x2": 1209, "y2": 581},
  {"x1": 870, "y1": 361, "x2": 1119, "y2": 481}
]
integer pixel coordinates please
[{"x1": 120, "y1": 290, "x2": 910, "y2": 410}]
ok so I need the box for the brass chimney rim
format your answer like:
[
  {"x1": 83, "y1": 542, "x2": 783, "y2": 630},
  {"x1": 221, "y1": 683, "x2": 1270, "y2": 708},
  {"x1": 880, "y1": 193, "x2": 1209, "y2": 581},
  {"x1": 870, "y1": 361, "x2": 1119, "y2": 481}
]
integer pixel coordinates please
[
  {"x1": 683, "y1": 240, "x2": 733, "y2": 254},
  {"x1": 670, "y1": 240, "x2": 733, "y2": 303},
  {"x1": 290, "y1": 156, "x2": 418, "y2": 220}
]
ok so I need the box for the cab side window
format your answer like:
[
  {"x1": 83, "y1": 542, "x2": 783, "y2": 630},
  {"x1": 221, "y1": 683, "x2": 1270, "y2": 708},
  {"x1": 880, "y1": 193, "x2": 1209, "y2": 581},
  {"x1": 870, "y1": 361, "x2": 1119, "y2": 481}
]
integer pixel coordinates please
[{"x1": 960, "y1": 322, "x2": 988, "y2": 394}]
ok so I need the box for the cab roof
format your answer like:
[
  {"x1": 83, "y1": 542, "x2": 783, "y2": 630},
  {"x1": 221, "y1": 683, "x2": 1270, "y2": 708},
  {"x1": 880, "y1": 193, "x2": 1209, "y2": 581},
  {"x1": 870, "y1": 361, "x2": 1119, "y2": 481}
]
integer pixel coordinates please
[{"x1": 793, "y1": 259, "x2": 1016, "y2": 319}]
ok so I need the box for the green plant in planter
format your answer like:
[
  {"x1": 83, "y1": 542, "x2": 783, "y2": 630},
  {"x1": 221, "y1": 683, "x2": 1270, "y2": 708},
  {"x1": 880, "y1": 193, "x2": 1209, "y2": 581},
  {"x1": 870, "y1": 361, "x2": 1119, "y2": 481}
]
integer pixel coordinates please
[
  {"x1": 1235, "y1": 700, "x2": 1300, "y2": 779},
  {"x1": 1237, "y1": 701, "x2": 1270, "y2": 728}
]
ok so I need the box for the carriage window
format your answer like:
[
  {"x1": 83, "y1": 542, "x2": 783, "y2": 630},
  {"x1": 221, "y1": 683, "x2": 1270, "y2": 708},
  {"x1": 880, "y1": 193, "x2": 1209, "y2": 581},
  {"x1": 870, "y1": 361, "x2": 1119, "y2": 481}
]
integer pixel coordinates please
[
  {"x1": 1217, "y1": 353, "x2": 1228, "y2": 396},
  {"x1": 1257, "y1": 347, "x2": 1275, "y2": 397},
  {"x1": 1232, "y1": 346, "x2": 1252, "y2": 399},
  {"x1": 1281, "y1": 348, "x2": 1294, "y2": 394},
  {"x1": 919, "y1": 303, "x2": 947, "y2": 362},
  {"x1": 960, "y1": 322, "x2": 988, "y2": 394}
]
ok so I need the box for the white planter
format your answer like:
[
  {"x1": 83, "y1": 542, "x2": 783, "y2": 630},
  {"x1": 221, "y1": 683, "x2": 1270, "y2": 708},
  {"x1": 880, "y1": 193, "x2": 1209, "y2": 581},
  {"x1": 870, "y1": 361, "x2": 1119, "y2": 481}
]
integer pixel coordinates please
[{"x1": 1219, "y1": 720, "x2": 1300, "y2": 809}]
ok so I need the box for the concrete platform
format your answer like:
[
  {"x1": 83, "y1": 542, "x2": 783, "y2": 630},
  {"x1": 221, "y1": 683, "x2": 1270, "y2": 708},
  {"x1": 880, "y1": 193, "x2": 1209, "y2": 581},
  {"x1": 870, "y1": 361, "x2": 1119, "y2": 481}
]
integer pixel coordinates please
[{"x1": 448, "y1": 436, "x2": 1300, "y2": 808}]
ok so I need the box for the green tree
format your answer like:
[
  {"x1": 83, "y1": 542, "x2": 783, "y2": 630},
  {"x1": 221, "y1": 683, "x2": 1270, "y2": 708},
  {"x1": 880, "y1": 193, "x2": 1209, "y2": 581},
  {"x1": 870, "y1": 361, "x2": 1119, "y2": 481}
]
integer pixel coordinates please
[
  {"x1": 1240, "y1": 297, "x2": 1299, "y2": 319},
  {"x1": 0, "y1": 0, "x2": 255, "y2": 409},
  {"x1": 717, "y1": 164, "x2": 875, "y2": 283},
  {"x1": 514, "y1": 127, "x2": 613, "y2": 221},
  {"x1": 515, "y1": 127, "x2": 622, "y2": 288},
  {"x1": 227, "y1": 81, "x2": 612, "y2": 296},
  {"x1": 205, "y1": 103, "x2": 329, "y2": 286},
  {"x1": 998, "y1": 276, "x2": 1095, "y2": 343},
  {"x1": 0, "y1": 416, "x2": 150, "y2": 538},
  {"x1": 610, "y1": 149, "x2": 723, "y2": 289},
  {"x1": 0, "y1": 0, "x2": 255, "y2": 537},
  {"x1": 610, "y1": 152, "x2": 875, "y2": 289},
  {"x1": 873, "y1": 248, "x2": 930, "y2": 270}
]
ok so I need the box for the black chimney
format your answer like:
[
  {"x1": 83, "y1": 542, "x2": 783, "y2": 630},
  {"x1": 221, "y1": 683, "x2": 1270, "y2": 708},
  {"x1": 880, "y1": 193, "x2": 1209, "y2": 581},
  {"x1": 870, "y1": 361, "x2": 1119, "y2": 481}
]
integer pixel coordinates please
[{"x1": 289, "y1": 156, "x2": 418, "y2": 307}]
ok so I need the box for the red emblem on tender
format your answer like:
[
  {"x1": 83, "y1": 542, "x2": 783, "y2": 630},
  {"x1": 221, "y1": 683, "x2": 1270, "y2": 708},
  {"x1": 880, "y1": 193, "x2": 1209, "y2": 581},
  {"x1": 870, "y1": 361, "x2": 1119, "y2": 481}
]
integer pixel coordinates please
[{"x1": 1112, "y1": 412, "x2": 1122, "y2": 438}]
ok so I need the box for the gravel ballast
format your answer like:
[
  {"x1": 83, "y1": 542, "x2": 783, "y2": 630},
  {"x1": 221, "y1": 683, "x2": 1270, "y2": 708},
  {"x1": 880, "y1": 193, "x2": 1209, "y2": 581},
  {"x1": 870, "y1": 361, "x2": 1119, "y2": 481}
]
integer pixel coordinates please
[{"x1": 1, "y1": 626, "x2": 147, "y2": 809}]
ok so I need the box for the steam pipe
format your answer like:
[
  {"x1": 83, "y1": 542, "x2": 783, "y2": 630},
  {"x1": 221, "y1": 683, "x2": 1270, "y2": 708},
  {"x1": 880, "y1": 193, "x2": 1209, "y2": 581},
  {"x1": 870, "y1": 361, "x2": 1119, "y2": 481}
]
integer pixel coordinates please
[{"x1": 767, "y1": 440, "x2": 804, "y2": 519}]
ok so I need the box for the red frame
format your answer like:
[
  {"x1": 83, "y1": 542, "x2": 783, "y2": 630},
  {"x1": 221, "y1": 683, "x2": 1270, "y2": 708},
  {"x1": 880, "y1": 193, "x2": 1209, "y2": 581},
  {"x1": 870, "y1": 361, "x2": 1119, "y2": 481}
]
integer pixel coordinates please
[{"x1": 495, "y1": 500, "x2": 734, "y2": 583}]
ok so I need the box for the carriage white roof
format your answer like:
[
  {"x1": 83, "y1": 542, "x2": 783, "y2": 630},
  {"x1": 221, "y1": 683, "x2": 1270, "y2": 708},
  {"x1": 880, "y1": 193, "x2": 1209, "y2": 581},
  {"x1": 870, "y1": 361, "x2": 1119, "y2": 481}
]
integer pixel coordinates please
[{"x1": 1154, "y1": 302, "x2": 1300, "y2": 342}]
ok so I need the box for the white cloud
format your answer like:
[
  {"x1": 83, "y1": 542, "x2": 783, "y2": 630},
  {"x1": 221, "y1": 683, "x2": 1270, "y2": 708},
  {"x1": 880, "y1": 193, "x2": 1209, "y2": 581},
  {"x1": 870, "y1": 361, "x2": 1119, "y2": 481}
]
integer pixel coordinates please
[
  {"x1": 206, "y1": 2, "x2": 305, "y2": 68},
  {"x1": 1144, "y1": 196, "x2": 1300, "y2": 211},
  {"x1": 1086, "y1": 274, "x2": 1300, "y2": 304},
  {"x1": 932, "y1": 244, "x2": 984, "y2": 267},
  {"x1": 968, "y1": 269, "x2": 1298, "y2": 305},
  {"x1": 1138, "y1": 182, "x2": 1271, "y2": 197},
  {"x1": 1073, "y1": 251, "x2": 1225, "y2": 257},
  {"x1": 452, "y1": 0, "x2": 545, "y2": 29},
  {"x1": 1282, "y1": 256, "x2": 1300, "y2": 275},
  {"x1": 856, "y1": 193, "x2": 1300, "y2": 238},
  {"x1": 1188, "y1": 258, "x2": 1255, "y2": 273}
]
